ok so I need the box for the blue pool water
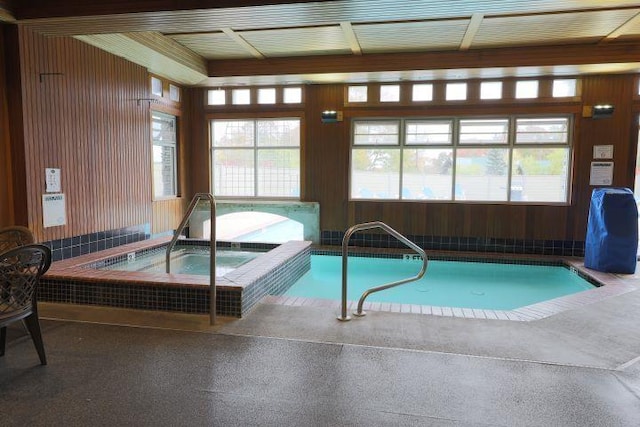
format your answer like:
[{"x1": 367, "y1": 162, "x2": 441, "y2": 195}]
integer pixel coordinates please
[
  {"x1": 101, "y1": 248, "x2": 259, "y2": 276},
  {"x1": 284, "y1": 255, "x2": 595, "y2": 310}
]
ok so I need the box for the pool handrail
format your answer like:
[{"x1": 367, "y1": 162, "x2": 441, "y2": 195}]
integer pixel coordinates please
[
  {"x1": 338, "y1": 221, "x2": 428, "y2": 321},
  {"x1": 166, "y1": 193, "x2": 217, "y2": 325}
]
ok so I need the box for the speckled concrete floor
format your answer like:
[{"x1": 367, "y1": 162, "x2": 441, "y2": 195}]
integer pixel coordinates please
[{"x1": 2, "y1": 285, "x2": 640, "y2": 426}]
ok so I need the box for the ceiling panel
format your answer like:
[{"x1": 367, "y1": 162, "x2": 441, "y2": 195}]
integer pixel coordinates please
[
  {"x1": 354, "y1": 20, "x2": 469, "y2": 53},
  {"x1": 169, "y1": 33, "x2": 254, "y2": 59},
  {"x1": 473, "y1": 9, "x2": 640, "y2": 48},
  {"x1": 612, "y1": 12, "x2": 640, "y2": 38},
  {"x1": 21, "y1": 1, "x2": 640, "y2": 37},
  {"x1": 240, "y1": 26, "x2": 351, "y2": 57}
]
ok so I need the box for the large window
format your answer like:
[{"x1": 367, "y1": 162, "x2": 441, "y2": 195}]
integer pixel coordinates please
[
  {"x1": 211, "y1": 118, "x2": 300, "y2": 197},
  {"x1": 351, "y1": 116, "x2": 571, "y2": 203},
  {"x1": 152, "y1": 112, "x2": 178, "y2": 198}
]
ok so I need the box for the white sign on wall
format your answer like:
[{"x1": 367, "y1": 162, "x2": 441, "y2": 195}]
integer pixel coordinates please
[
  {"x1": 42, "y1": 193, "x2": 66, "y2": 228},
  {"x1": 593, "y1": 145, "x2": 614, "y2": 159},
  {"x1": 589, "y1": 162, "x2": 614, "y2": 186},
  {"x1": 45, "y1": 168, "x2": 61, "y2": 192}
]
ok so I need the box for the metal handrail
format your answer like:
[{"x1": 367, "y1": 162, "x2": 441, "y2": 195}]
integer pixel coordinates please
[
  {"x1": 338, "y1": 221, "x2": 428, "y2": 321},
  {"x1": 166, "y1": 193, "x2": 217, "y2": 325}
]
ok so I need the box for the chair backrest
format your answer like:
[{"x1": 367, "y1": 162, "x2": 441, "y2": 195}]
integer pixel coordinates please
[
  {"x1": 0, "y1": 244, "x2": 52, "y2": 322},
  {"x1": 0, "y1": 226, "x2": 35, "y2": 255}
]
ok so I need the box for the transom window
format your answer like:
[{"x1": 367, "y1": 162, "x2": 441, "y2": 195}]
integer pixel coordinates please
[
  {"x1": 210, "y1": 118, "x2": 300, "y2": 198},
  {"x1": 151, "y1": 112, "x2": 178, "y2": 198},
  {"x1": 351, "y1": 116, "x2": 571, "y2": 203}
]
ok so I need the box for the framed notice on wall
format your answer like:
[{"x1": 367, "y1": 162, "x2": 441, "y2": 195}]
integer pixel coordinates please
[{"x1": 42, "y1": 193, "x2": 66, "y2": 228}]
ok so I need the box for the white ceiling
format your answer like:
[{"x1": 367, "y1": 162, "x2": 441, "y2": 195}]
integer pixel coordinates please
[{"x1": 11, "y1": 0, "x2": 640, "y2": 86}]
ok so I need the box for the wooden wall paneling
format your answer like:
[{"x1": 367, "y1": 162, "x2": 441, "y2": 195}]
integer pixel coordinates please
[
  {"x1": 152, "y1": 76, "x2": 638, "y2": 244},
  {"x1": 152, "y1": 199, "x2": 184, "y2": 234},
  {"x1": 187, "y1": 88, "x2": 210, "y2": 194},
  {"x1": 570, "y1": 74, "x2": 635, "y2": 240},
  {"x1": 16, "y1": 27, "x2": 153, "y2": 242},
  {"x1": 304, "y1": 84, "x2": 347, "y2": 231},
  {"x1": 150, "y1": 88, "x2": 190, "y2": 235},
  {"x1": 0, "y1": 25, "x2": 14, "y2": 227},
  {"x1": 5, "y1": 25, "x2": 29, "y2": 228}
]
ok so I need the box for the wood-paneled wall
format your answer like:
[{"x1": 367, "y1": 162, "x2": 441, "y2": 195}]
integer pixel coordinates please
[
  {"x1": 3, "y1": 26, "x2": 637, "y2": 244},
  {"x1": 3, "y1": 26, "x2": 175, "y2": 241},
  {"x1": 191, "y1": 75, "x2": 638, "y2": 242},
  {"x1": 0, "y1": 25, "x2": 13, "y2": 228},
  {"x1": 149, "y1": 77, "x2": 189, "y2": 234}
]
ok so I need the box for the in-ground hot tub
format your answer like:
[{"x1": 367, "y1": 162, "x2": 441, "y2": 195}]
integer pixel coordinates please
[{"x1": 40, "y1": 237, "x2": 311, "y2": 317}]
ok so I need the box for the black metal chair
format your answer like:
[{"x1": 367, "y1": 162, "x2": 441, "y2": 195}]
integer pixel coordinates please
[
  {"x1": 0, "y1": 226, "x2": 35, "y2": 255},
  {"x1": 0, "y1": 244, "x2": 52, "y2": 365}
]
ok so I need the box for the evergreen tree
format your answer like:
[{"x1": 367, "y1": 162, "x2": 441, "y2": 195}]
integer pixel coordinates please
[{"x1": 486, "y1": 149, "x2": 507, "y2": 175}]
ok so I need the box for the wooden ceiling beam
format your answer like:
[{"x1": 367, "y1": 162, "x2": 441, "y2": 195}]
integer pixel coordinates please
[
  {"x1": 208, "y1": 42, "x2": 640, "y2": 77},
  {"x1": 221, "y1": 28, "x2": 264, "y2": 59},
  {"x1": 340, "y1": 22, "x2": 362, "y2": 55},
  {"x1": 459, "y1": 13, "x2": 483, "y2": 51}
]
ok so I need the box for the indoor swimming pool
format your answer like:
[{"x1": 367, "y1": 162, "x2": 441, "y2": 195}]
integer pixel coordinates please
[{"x1": 285, "y1": 255, "x2": 597, "y2": 310}]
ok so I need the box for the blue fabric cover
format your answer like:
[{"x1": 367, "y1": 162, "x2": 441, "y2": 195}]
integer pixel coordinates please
[{"x1": 585, "y1": 188, "x2": 638, "y2": 273}]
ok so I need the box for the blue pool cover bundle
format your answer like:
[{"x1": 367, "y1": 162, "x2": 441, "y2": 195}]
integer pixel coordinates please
[{"x1": 585, "y1": 187, "x2": 638, "y2": 274}]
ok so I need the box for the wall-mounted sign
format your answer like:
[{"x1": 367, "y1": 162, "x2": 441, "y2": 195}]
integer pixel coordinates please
[
  {"x1": 589, "y1": 162, "x2": 614, "y2": 186},
  {"x1": 42, "y1": 193, "x2": 66, "y2": 228},
  {"x1": 45, "y1": 168, "x2": 61, "y2": 192},
  {"x1": 593, "y1": 145, "x2": 614, "y2": 159}
]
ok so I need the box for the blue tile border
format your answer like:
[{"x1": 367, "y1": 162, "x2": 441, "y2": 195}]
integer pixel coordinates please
[
  {"x1": 321, "y1": 230, "x2": 585, "y2": 257},
  {"x1": 42, "y1": 223, "x2": 151, "y2": 262}
]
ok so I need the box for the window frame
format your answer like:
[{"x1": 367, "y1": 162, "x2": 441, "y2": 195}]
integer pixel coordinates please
[
  {"x1": 151, "y1": 111, "x2": 179, "y2": 200},
  {"x1": 350, "y1": 114, "x2": 573, "y2": 205}
]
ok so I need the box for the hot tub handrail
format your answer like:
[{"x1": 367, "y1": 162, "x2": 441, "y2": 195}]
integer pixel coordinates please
[
  {"x1": 166, "y1": 192, "x2": 217, "y2": 325},
  {"x1": 338, "y1": 221, "x2": 428, "y2": 321}
]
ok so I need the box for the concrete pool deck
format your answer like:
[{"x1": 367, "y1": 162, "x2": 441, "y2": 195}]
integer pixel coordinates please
[{"x1": 2, "y1": 261, "x2": 640, "y2": 425}]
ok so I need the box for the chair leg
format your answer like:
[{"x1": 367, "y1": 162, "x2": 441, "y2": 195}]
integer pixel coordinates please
[
  {"x1": 23, "y1": 314, "x2": 47, "y2": 365},
  {"x1": 0, "y1": 326, "x2": 6, "y2": 357}
]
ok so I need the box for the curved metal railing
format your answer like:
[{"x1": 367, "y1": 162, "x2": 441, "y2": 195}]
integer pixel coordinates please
[
  {"x1": 338, "y1": 221, "x2": 428, "y2": 321},
  {"x1": 166, "y1": 193, "x2": 217, "y2": 325}
]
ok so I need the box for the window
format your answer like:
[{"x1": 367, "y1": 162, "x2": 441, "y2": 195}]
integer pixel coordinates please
[
  {"x1": 552, "y1": 79, "x2": 577, "y2": 97},
  {"x1": 480, "y1": 81, "x2": 502, "y2": 100},
  {"x1": 169, "y1": 84, "x2": 180, "y2": 102},
  {"x1": 380, "y1": 85, "x2": 400, "y2": 102},
  {"x1": 208, "y1": 89, "x2": 226, "y2": 105},
  {"x1": 232, "y1": 89, "x2": 251, "y2": 105},
  {"x1": 348, "y1": 86, "x2": 368, "y2": 103},
  {"x1": 412, "y1": 84, "x2": 433, "y2": 102},
  {"x1": 151, "y1": 77, "x2": 163, "y2": 97},
  {"x1": 351, "y1": 116, "x2": 571, "y2": 203},
  {"x1": 446, "y1": 83, "x2": 467, "y2": 101},
  {"x1": 516, "y1": 80, "x2": 539, "y2": 99},
  {"x1": 211, "y1": 118, "x2": 300, "y2": 197},
  {"x1": 152, "y1": 112, "x2": 178, "y2": 198},
  {"x1": 283, "y1": 87, "x2": 302, "y2": 103},
  {"x1": 258, "y1": 88, "x2": 276, "y2": 104}
]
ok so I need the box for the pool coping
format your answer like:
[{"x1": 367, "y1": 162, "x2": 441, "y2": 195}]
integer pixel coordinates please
[{"x1": 262, "y1": 247, "x2": 639, "y2": 321}]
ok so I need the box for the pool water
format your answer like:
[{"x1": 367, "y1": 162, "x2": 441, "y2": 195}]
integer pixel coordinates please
[
  {"x1": 285, "y1": 255, "x2": 595, "y2": 310},
  {"x1": 101, "y1": 248, "x2": 259, "y2": 276}
]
